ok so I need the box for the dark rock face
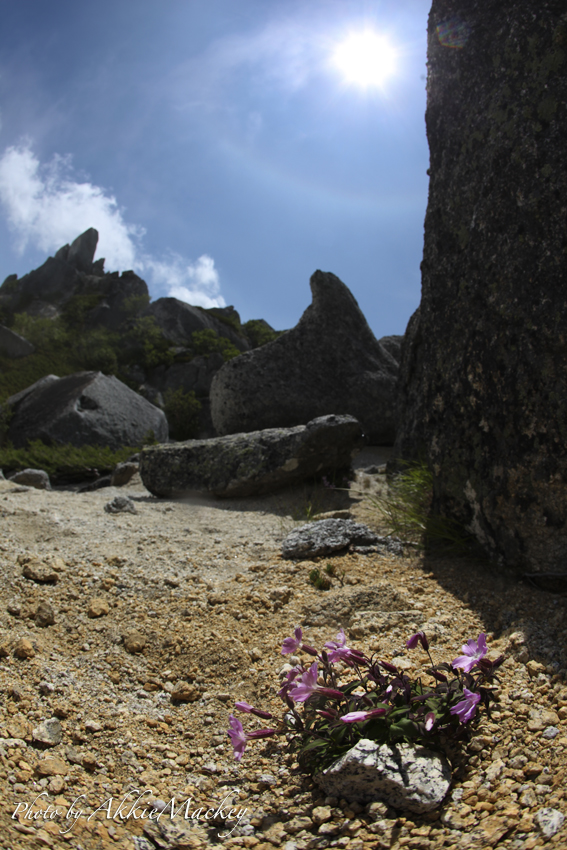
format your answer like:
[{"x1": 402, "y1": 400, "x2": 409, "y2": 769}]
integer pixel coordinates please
[
  {"x1": 210, "y1": 271, "x2": 401, "y2": 444},
  {"x1": 139, "y1": 413, "x2": 364, "y2": 498},
  {"x1": 147, "y1": 353, "x2": 225, "y2": 399},
  {"x1": 147, "y1": 298, "x2": 250, "y2": 352},
  {"x1": 392, "y1": 3, "x2": 567, "y2": 572},
  {"x1": 0, "y1": 325, "x2": 34, "y2": 359},
  {"x1": 0, "y1": 228, "x2": 149, "y2": 326},
  {"x1": 5, "y1": 372, "x2": 168, "y2": 450}
]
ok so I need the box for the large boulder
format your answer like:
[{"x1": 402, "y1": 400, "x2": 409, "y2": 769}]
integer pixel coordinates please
[
  {"x1": 4, "y1": 372, "x2": 168, "y2": 450},
  {"x1": 146, "y1": 298, "x2": 250, "y2": 352},
  {"x1": 146, "y1": 353, "x2": 225, "y2": 398},
  {"x1": 139, "y1": 413, "x2": 363, "y2": 498},
  {"x1": 0, "y1": 325, "x2": 34, "y2": 359},
  {"x1": 391, "y1": 3, "x2": 567, "y2": 572},
  {"x1": 210, "y1": 271, "x2": 401, "y2": 444}
]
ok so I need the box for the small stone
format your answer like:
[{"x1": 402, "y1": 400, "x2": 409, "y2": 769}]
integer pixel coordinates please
[
  {"x1": 123, "y1": 630, "x2": 146, "y2": 653},
  {"x1": 527, "y1": 708, "x2": 559, "y2": 732},
  {"x1": 311, "y1": 806, "x2": 332, "y2": 826},
  {"x1": 542, "y1": 726, "x2": 560, "y2": 739},
  {"x1": 87, "y1": 597, "x2": 110, "y2": 618},
  {"x1": 249, "y1": 647, "x2": 262, "y2": 661},
  {"x1": 48, "y1": 776, "x2": 65, "y2": 794},
  {"x1": 20, "y1": 556, "x2": 58, "y2": 583},
  {"x1": 82, "y1": 753, "x2": 98, "y2": 771},
  {"x1": 14, "y1": 638, "x2": 35, "y2": 659},
  {"x1": 519, "y1": 787, "x2": 538, "y2": 808},
  {"x1": 35, "y1": 601, "x2": 55, "y2": 627},
  {"x1": 284, "y1": 817, "x2": 313, "y2": 834},
  {"x1": 32, "y1": 718, "x2": 63, "y2": 747},
  {"x1": 535, "y1": 807, "x2": 565, "y2": 839},
  {"x1": 0, "y1": 641, "x2": 10, "y2": 657},
  {"x1": 468, "y1": 815, "x2": 510, "y2": 847},
  {"x1": 170, "y1": 682, "x2": 200, "y2": 702},
  {"x1": 104, "y1": 495, "x2": 137, "y2": 514},
  {"x1": 36, "y1": 757, "x2": 67, "y2": 776},
  {"x1": 85, "y1": 720, "x2": 102, "y2": 733},
  {"x1": 65, "y1": 746, "x2": 83, "y2": 765},
  {"x1": 526, "y1": 660, "x2": 546, "y2": 678}
]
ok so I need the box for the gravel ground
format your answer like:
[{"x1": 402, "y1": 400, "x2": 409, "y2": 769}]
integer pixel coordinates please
[{"x1": 0, "y1": 460, "x2": 566, "y2": 850}]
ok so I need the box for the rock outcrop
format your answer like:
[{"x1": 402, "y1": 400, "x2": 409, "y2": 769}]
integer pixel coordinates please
[
  {"x1": 0, "y1": 228, "x2": 149, "y2": 329},
  {"x1": 4, "y1": 372, "x2": 168, "y2": 450},
  {"x1": 147, "y1": 298, "x2": 250, "y2": 352},
  {"x1": 139, "y1": 414, "x2": 363, "y2": 498},
  {"x1": 390, "y1": 3, "x2": 567, "y2": 572},
  {"x1": 210, "y1": 271, "x2": 401, "y2": 444}
]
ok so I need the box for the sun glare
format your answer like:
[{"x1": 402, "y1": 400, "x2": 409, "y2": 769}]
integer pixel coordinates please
[{"x1": 333, "y1": 30, "x2": 397, "y2": 89}]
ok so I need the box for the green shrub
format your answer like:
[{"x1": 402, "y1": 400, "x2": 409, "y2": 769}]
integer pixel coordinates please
[
  {"x1": 308, "y1": 568, "x2": 331, "y2": 591},
  {"x1": 163, "y1": 388, "x2": 202, "y2": 441},
  {"x1": 243, "y1": 319, "x2": 278, "y2": 348},
  {"x1": 61, "y1": 293, "x2": 104, "y2": 329},
  {"x1": 121, "y1": 316, "x2": 175, "y2": 371},
  {"x1": 191, "y1": 329, "x2": 240, "y2": 361}
]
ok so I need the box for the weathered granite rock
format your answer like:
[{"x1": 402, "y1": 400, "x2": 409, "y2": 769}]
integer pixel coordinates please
[
  {"x1": 282, "y1": 520, "x2": 404, "y2": 559},
  {"x1": 210, "y1": 271, "x2": 401, "y2": 444},
  {"x1": 390, "y1": 3, "x2": 567, "y2": 571},
  {"x1": 5, "y1": 371, "x2": 168, "y2": 450},
  {"x1": 111, "y1": 462, "x2": 139, "y2": 487},
  {"x1": 535, "y1": 808, "x2": 565, "y2": 839},
  {"x1": 147, "y1": 297, "x2": 250, "y2": 351},
  {"x1": 140, "y1": 414, "x2": 364, "y2": 498},
  {"x1": 32, "y1": 718, "x2": 62, "y2": 747},
  {"x1": 0, "y1": 324, "x2": 34, "y2": 358},
  {"x1": 9, "y1": 469, "x2": 51, "y2": 490},
  {"x1": 315, "y1": 739, "x2": 451, "y2": 813},
  {"x1": 282, "y1": 519, "x2": 379, "y2": 559}
]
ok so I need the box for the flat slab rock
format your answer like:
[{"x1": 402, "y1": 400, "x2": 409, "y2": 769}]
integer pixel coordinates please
[
  {"x1": 139, "y1": 414, "x2": 363, "y2": 498},
  {"x1": 282, "y1": 518, "x2": 401, "y2": 559},
  {"x1": 315, "y1": 739, "x2": 451, "y2": 814}
]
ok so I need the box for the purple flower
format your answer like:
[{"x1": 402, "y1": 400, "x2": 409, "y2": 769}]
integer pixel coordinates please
[
  {"x1": 424, "y1": 711, "x2": 436, "y2": 732},
  {"x1": 227, "y1": 715, "x2": 247, "y2": 760},
  {"x1": 227, "y1": 714, "x2": 277, "y2": 760},
  {"x1": 325, "y1": 628, "x2": 367, "y2": 666},
  {"x1": 277, "y1": 666, "x2": 302, "y2": 700},
  {"x1": 288, "y1": 662, "x2": 344, "y2": 703},
  {"x1": 282, "y1": 626, "x2": 303, "y2": 656},
  {"x1": 452, "y1": 633, "x2": 488, "y2": 673},
  {"x1": 406, "y1": 631, "x2": 429, "y2": 652},
  {"x1": 234, "y1": 701, "x2": 273, "y2": 720},
  {"x1": 340, "y1": 707, "x2": 387, "y2": 724},
  {"x1": 450, "y1": 688, "x2": 481, "y2": 724}
]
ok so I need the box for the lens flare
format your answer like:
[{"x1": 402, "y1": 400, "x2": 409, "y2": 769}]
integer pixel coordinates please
[{"x1": 333, "y1": 30, "x2": 397, "y2": 88}]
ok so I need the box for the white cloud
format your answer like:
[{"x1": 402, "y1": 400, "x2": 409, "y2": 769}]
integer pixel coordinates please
[
  {"x1": 0, "y1": 143, "x2": 225, "y2": 308},
  {"x1": 144, "y1": 253, "x2": 225, "y2": 309}
]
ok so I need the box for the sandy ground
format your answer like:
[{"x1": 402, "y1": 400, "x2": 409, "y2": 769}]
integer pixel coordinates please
[{"x1": 0, "y1": 450, "x2": 566, "y2": 850}]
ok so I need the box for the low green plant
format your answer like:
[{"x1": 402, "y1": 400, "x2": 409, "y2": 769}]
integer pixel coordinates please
[
  {"x1": 0, "y1": 440, "x2": 137, "y2": 480},
  {"x1": 372, "y1": 460, "x2": 472, "y2": 552},
  {"x1": 163, "y1": 388, "x2": 202, "y2": 441},
  {"x1": 308, "y1": 568, "x2": 331, "y2": 591},
  {"x1": 227, "y1": 628, "x2": 504, "y2": 773}
]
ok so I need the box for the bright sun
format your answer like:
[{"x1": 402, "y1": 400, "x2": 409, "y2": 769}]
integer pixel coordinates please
[{"x1": 332, "y1": 30, "x2": 397, "y2": 88}]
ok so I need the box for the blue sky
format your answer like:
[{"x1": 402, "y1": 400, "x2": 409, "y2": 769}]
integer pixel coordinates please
[{"x1": 0, "y1": 0, "x2": 430, "y2": 338}]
